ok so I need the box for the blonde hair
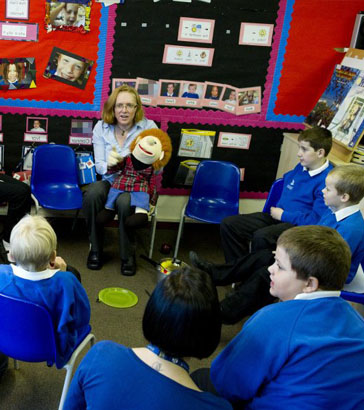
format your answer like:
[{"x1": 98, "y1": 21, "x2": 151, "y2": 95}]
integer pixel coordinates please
[
  {"x1": 10, "y1": 215, "x2": 57, "y2": 272},
  {"x1": 329, "y1": 164, "x2": 364, "y2": 204},
  {"x1": 102, "y1": 85, "x2": 144, "y2": 125}
]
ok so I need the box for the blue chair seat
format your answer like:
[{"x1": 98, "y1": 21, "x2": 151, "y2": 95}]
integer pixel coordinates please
[{"x1": 186, "y1": 197, "x2": 239, "y2": 224}]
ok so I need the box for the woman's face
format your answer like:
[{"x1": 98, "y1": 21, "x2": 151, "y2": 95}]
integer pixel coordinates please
[
  {"x1": 114, "y1": 91, "x2": 138, "y2": 127},
  {"x1": 7, "y1": 64, "x2": 18, "y2": 83}
]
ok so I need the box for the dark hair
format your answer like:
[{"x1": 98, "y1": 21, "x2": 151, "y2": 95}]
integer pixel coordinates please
[
  {"x1": 143, "y1": 267, "x2": 221, "y2": 359},
  {"x1": 329, "y1": 164, "x2": 364, "y2": 204},
  {"x1": 3, "y1": 62, "x2": 23, "y2": 84},
  {"x1": 298, "y1": 127, "x2": 332, "y2": 156},
  {"x1": 277, "y1": 225, "x2": 350, "y2": 290}
]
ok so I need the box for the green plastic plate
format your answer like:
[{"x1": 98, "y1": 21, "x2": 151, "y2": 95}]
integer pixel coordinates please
[{"x1": 98, "y1": 287, "x2": 138, "y2": 308}]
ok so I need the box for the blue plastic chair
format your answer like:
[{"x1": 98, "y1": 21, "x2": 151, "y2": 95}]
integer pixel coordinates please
[
  {"x1": 174, "y1": 160, "x2": 241, "y2": 259},
  {"x1": 263, "y1": 178, "x2": 284, "y2": 213},
  {"x1": 31, "y1": 144, "x2": 83, "y2": 211},
  {"x1": 0, "y1": 292, "x2": 95, "y2": 410}
]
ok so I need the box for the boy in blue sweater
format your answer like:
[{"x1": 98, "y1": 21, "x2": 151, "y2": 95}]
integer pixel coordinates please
[
  {"x1": 219, "y1": 127, "x2": 333, "y2": 263},
  {"x1": 0, "y1": 215, "x2": 91, "y2": 369},
  {"x1": 196, "y1": 226, "x2": 364, "y2": 409}
]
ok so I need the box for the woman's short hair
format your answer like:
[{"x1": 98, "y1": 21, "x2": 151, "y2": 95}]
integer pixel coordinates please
[
  {"x1": 143, "y1": 267, "x2": 221, "y2": 359},
  {"x1": 277, "y1": 225, "x2": 351, "y2": 290},
  {"x1": 102, "y1": 85, "x2": 144, "y2": 125},
  {"x1": 10, "y1": 215, "x2": 57, "y2": 272}
]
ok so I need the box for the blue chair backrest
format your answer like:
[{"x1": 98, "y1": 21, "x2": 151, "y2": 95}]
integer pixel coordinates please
[
  {"x1": 186, "y1": 160, "x2": 240, "y2": 223},
  {"x1": 263, "y1": 178, "x2": 284, "y2": 213},
  {"x1": 31, "y1": 144, "x2": 79, "y2": 187},
  {"x1": 0, "y1": 293, "x2": 57, "y2": 364}
]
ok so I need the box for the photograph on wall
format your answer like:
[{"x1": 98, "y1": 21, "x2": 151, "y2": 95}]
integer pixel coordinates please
[
  {"x1": 202, "y1": 82, "x2": 224, "y2": 109},
  {"x1": 236, "y1": 86, "x2": 261, "y2": 115},
  {"x1": 157, "y1": 79, "x2": 182, "y2": 106},
  {"x1": 43, "y1": 47, "x2": 94, "y2": 89},
  {"x1": 180, "y1": 81, "x2": 205, "y2": 108},
  {"x1": 178, "y1": 129, "x2": 216, "y2": 158},
  {"x1": 112, "y1": 78, "x2": 137, "y2": 91},
  {"x1": 71, "y1": 119, "x2": 93, "y2": 136},
  {"x1": 0, "y1": 58, "x2": 36, "y2": 90},
  {"x1": 26, "y1": 117, "x2": 48, "y2": 133},
  {"x1": 136, "y1": 77, "x2": 160, "y2": 106},
  {"x1": 45, "y1": 0, "x2": 91, "y2": 33},
  {"x1": 220, "y1": 86, "x2": 237, "y2": 114}
]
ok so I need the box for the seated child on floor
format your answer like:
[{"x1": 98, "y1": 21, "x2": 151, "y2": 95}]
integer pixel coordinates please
[
  {"x1": 203, "y1": 226, "x2": 364, "y2": 409},
  {"x1": 0, "y1": 215, "x2": 91, "y2": 368}
]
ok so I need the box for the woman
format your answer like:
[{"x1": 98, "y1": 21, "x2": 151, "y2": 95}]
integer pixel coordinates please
[
  {"x1": 64, "y1": 267, "x2": 232, "y2": 410},
  {"x1": 83, "y1": 85, "x2": 157, "y2": 275}
]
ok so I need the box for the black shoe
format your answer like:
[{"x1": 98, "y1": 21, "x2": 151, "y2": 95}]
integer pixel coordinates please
[
  {"x1": 87, "y1": 251, "x2": 103, "y2": 270},
  {"x1": 189, "y1": 251, "x2": 213, "y2": 274},
  {"x1": 121, "y1": 256, "x2": 136, "y2": 276}
]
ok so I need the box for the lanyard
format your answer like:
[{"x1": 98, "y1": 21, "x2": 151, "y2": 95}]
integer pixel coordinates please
[{"x1": 147, "y1": 344, "x2": 190, "y2": 373}]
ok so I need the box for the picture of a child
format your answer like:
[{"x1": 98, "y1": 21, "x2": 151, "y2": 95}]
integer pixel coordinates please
[{"x1": 50, "y1": 2, "x2": 86, "y2": 27}]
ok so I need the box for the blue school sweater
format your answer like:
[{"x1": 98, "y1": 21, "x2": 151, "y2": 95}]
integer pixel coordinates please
[{"x1": 278, "y1": 161, "x2": 333, "y2": 226}]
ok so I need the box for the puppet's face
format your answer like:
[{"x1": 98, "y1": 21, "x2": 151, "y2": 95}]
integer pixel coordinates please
[{"x1": 133, "y1": 135, "x2": 164, "y2": 165}]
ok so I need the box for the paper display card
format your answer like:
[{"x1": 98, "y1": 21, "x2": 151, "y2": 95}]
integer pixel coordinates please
[
  {"x1": 112, "y1": 78, "x2": 137, "y2": 91},
  {"x1": 43, "y1": 47, "x2": 94, "y2": 90},
  {"x1": 71, "y1": 119, "x2": 93, "y2": 136},
  {"x1": 220, "y1": 86, "x2": 238, "y2": 114},
  {"x1": 217, "y1": 132, "x2": 251, "y2": 150},
  {"x1": 45, "y1": 0, "x2": 91, "y2": 34},
  {"x1": 26, "y1": 116, "x2": 48, "y2": 133},
  {"x1": 0, "y1": 21, "x2": 37, "y2": 41},
  {"x1": 0, "y1": 58, "x2": 36, "y2": 90},
  {"x1": 162, "y1": 44, "x2": 214, "y2": 67},
  {"x1": 239, "y1": 22, "x2": 274, "y2": 47},
  {"x1": 23, "y1": 133, "x2": 48, "y2": 143},
  {"x1": 179, "y1": 81, "x2": 205, "y2": 108},
  {"x1": 157, "y1": 79, "x2": 183, "y2": 106},
  {"x1": 177, "y1": 129, "x2": 216, "y2": 158},
  {"x1": 136, "y1": 78, "x2": 160, "y2": 106},
  {"x1": 201, "y1": 82, "x2": 224, "y2": 108},
  {"x1": 177, "y1": 17, "x2": 215, "y2": 43},
  {"x1": 6, "y1": 0, "x2": 29, "y2": 20},
  {"x1": 305, "y1": 65, "x2": 361, "y2": 128},
  {"x1": 236, "y1": 86, "x2": 261, "y2": 115}
]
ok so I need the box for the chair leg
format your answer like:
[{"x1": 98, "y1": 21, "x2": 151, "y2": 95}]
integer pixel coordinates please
[
  {"x1": 13, "y1": 359, "x2": 19, "y2": 370},
  {"x1": 149, "y1": 210, "x2": 157, "y2": 259},
  {"x1": 174, "y1": 205, "x2": 186, "y2": 260}
]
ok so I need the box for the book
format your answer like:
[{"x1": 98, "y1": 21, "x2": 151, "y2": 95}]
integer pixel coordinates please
[
  {"x1": 305, "y1": 65, "x2": 361, "y2": 128},
  {"x1": 328, "y1": 74, "x2": 364, "y2": 148}
]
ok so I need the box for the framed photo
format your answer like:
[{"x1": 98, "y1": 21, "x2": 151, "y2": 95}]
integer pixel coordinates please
[
  {"x1": 45, "y1": 0, "x2": 91, "y2": 33},
  {"x1": 236, "y1": 86, "x2": 261, "y2": 115},
  {"x1": 26, "y1": 117, "x2": 48, "y2": 134},
  {"x1": 0, "y1": 58, "x2": 36, "y2": 90},
  {"x1": 220, "y1": 86, "x2": 238, "y2": 114},
  {"x1": 202, "y1": 82, "x2": 224, "y2": 108},
  {"x1": 157, "y1": 79, "x2": 183, "y2": 106},
  {"x1": 6, "y1": 0, "x2": 30, "y2": 20},
  {"x1": 136, "y1": 78, "x2": 160, "y2": 106},
  {"x1": 177, "y1": 17, "x2": 215, "y2": 43},
  {"x1": 112, "y1": 78, "x2": 137, "y2": 91},
  {"x1": 43, "y1": 47, "x2": 94, "y2": 90},
  {"x1": 180, "y1": 81, "x2": 205, "y2": 108}
]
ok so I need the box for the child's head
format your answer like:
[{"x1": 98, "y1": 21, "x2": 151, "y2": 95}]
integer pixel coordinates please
[
  {"x1": 166, "y1": 83, "x2": 175, "y2": 93},
  {"x1": 3, "y1": 63, "x2": 22, "y2": 84},
  {"x1": 268, "y1": 225, "x2": 350, "y2": 301},
  {"x1": 188, "y1": 83, "x2": 197, "y2": 92},
  {"x1": 210, "y1": 85, "x2": 219, "y2": 97},
  {"x1": 56, "y1": 53, "x2": 86, "y2": 83},
  {"x1": 64, "y1": 3, "x2": 80, "y2": 26},
  {"x1": 9, "y1": 215, "x2": 57, "y2": 272},
  {"x1": 33, "y1": 120, "x2": 41, "y2": 128},
  {"x1": 323, "y1": 164, "x2": 364, "y2": 210},
  {"x1": 297, "y1": 127, "x2": 332, "y2": 170}
]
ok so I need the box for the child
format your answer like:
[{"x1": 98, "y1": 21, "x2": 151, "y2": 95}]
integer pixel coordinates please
[
  {"x1": 55, "y1": 53, "x2": 86, "y2": 83},
  {"x1": 50, "y1": 2, "x2": 84, "y2": 27},
  {"x1": 208, "y1": 226, "x2": 364, "y2": 408},
  {"x1": 219, "y1": 127, "x2": 333, "y2": 263},
  {"x1": 190, "y1": 162, "x2": 364, "y2": 324},
  {"x1": 30, "y1": 119, "x2": 46, "y2": 133},
  {"x1": 320, "y1": 164, "x2": 364, "y2": 290},
  {"x1": 182, "y1": 83, "x2": 199, "y2": 99},
  {"x1": 0, "y1": 215, "x2": 91, "y2": 368}
]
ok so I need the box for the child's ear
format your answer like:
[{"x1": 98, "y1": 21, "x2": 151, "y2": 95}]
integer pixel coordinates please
[
  {"x1": 341, "y1": 193, "x2": 350, "y2": 203},
  {"x1": 50, "y1": 250, "x2": 57, "y2": 264},
  {"x1": 317, "y1": 148, "x2": 325, "y2": 158},
  {"x1": 304, "y1": 276, "x2": 319, "y2": 293}
]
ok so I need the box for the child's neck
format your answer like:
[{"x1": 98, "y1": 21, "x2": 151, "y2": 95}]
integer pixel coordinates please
[
  {"x1": 306, "y1": 157, "x2": 326, "y2": 171},
  {"x1": 330, "y1": 201, "x2": 356, "y2": 213}
]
